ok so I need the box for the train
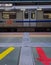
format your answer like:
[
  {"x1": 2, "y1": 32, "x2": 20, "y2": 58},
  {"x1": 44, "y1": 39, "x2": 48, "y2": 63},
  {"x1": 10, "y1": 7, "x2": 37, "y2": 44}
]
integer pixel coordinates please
[{"x1": 0, "y1": 2, "x2": 51, "y2": 32}]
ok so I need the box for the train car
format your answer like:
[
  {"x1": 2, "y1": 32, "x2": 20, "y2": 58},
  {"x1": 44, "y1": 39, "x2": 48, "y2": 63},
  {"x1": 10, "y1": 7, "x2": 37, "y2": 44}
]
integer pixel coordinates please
[{"x1": 0, "y1": 2, "x2": 51, "y2": 32}]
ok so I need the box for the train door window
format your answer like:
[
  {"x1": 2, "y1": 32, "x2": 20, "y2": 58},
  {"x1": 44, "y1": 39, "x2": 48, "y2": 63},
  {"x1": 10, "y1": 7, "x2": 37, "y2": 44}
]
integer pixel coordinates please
[
  {"x1": 24, "y1": 12, "x2": 28, "y2": 19},
  {"x1": 31, "y1": 12, "x2": 35, "y2": 19},
  {"x1": 23, "y1": 11, "x2": 29, "y2": 27}
]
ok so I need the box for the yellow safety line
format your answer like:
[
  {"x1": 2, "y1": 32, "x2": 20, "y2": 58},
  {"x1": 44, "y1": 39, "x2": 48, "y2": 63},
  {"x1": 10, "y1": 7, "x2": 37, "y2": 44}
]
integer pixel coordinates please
[{"x1": 0, "y1": 47, "x2": 15, "y2": 60}]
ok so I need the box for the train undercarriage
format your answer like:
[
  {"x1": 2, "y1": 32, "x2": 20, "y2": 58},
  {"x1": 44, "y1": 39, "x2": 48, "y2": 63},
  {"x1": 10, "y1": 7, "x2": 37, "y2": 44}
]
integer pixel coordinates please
[{"x1": 0, "y1": 27, "x2": 51, "y2": 32}]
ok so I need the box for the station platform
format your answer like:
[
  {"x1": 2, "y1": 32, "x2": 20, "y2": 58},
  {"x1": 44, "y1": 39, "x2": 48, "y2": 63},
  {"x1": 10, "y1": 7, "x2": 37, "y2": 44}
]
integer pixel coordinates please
[{"x1": 0, "y1": 32, "x2": 51, "y2": 65}]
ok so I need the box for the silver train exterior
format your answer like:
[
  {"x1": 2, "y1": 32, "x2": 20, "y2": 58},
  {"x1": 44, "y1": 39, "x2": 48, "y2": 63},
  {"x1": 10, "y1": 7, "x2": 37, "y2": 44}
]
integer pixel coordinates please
[{"x1": 0, "y1": 5, "x2": 51, "y2": 28}]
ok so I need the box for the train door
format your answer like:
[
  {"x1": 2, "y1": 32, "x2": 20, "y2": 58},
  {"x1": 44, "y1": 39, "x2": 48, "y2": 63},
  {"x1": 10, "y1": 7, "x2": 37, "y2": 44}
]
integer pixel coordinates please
[
  {"x1": 16, "y1": 10, "x2": 23, "y2": 21},
  {"x1": 36, "y1": 9, "x2": 44, "y2": 27},
  {"x1": 16, "y1": 10, "x2": 23, "y2": 27},
  {"x1": 23, "y1": 10, "x2": 30, "y2": 27},
  {"x1": 30, "y1": 10, "x2": 36, "y2": 27}
]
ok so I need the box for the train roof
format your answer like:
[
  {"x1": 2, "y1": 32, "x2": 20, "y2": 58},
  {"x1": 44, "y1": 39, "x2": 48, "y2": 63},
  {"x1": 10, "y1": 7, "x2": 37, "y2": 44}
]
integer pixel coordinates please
[
  {"x1": 0, "y1": 2, "x2": 51, "y2": 6},
  {"x1": 0, "y1": 0, "x2": 51, "y2": 2}
]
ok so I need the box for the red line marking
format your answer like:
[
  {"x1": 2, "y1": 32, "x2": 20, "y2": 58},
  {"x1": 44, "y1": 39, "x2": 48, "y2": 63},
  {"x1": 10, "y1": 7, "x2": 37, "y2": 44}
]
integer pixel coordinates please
[{"x1": 36, "y1": 47, "x2": 51, "y2": 65}]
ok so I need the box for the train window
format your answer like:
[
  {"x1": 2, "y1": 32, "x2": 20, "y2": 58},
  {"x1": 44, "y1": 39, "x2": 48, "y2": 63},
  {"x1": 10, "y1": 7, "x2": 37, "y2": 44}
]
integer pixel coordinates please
[
  {"x1": 43, "y1": 13, "x2": 51, "y2": 19},
  {"x1": 43, "y1": 14, "x2": 49, "y2": 19},
  {"x1": 24, "y1": 12, "x2": 28, "y2": 19},
  {"x1": 2, "y1": 12, "x2": 16, "y2": 19},
  {"x1": 2, "y1": 13, "x2": 9, "y2": 19},
  {"x1": 9, "y1": 13, "x2": 16, "y2": 19},
  {"x1": 43, "y1": 11, "x2": 51, "y2": 19},
  {"x1": 31, "y1": 12, "x2": 35, "y2": 19},
  {"x1": 49, "y1": 14, "x2": 51, "y2": 19}
]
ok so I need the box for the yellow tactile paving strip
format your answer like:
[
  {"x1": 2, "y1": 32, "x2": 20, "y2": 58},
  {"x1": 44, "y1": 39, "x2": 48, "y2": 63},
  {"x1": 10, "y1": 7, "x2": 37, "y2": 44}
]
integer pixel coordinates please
[
  {"x1": 0, "y1": 33, "x2": 23, "y2": 37},
  {"x1": 29, "y1": 32, "x2": 51, "y2": 37}
]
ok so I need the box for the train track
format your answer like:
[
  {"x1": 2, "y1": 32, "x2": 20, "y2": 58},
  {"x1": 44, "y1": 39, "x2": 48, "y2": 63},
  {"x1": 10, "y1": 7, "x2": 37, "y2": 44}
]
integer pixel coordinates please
[{"x1": 0, "y1": 27, "x2": 51, "y2": 32}]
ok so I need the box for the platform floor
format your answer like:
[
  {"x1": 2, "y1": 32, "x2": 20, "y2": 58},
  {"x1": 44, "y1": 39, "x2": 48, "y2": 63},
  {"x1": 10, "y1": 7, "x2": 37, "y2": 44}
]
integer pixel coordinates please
[{"x1": 0, "y1": 32, "x2": 51, "y2": 65}]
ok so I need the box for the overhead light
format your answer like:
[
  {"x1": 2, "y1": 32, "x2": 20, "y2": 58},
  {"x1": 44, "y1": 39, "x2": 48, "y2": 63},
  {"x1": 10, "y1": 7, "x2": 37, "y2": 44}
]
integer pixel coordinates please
[
  {"x1": 21, "y1": 9, "x2": 25, "y2": 11},
  {"x1": 5, "y1": 4, "x2": 12, "y2": 6},
  {"x1": 0, "y1": 4, "x2": 12, "y2": 7},
  {"x1": 37, "y1": 8, "x2": 42, "y2": 10}
]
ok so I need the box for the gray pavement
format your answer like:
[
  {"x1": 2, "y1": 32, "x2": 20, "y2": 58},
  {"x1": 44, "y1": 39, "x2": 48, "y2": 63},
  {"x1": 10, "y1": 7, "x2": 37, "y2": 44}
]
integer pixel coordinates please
[
  {"x1": 30, "y1": 37, "x2": 51, "y2": 43},
  {"x1": 19, "y1": 47, "x2": 33, "y2": 65},
  {"x1": 0, "y1": 47, "x2": 21, "y2": 65},
  {"x1": 0, "y1": 33, "x2": 51, "y2": 47},
  {"x1": 32, "y1": 47, "x2": 51, "y2": 65},
  {"x1": 0, "y1": 37, "x2": 22, "y2": 43}
]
